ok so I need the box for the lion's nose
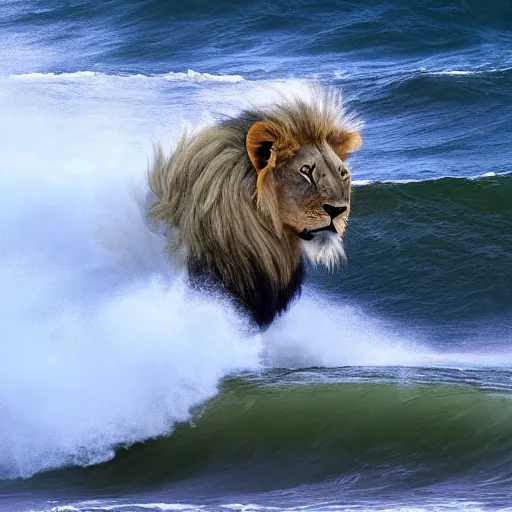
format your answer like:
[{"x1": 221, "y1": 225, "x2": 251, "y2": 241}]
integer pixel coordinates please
[{"x1": 323, "y1": 204, "x2": 347, "y2": 220}]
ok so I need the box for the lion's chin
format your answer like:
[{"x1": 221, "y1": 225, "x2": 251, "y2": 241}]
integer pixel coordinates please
[
  {"x1": 332, "y1": 215, "x2": 348, "y2": 238},
  {"x1": 301, "y1": 231, "x2": 347, "y2": 271}
]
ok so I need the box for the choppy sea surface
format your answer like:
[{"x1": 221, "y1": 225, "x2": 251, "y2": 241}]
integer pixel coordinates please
[{"x1": 1, "y1": 1, "x2": 512, "y2": 511}]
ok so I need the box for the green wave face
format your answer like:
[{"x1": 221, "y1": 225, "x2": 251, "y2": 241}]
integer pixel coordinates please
[
  {"x1": 17, "y1": 372, "x2": 512, "y2": 496},
  {"x1": 311, "y1": 174, "x2": 512, "y2": 330}
]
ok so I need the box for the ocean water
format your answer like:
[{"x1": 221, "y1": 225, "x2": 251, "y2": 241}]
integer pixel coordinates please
[{"x1": 1, "y1": 1, "x2": 512, "y2": 511}]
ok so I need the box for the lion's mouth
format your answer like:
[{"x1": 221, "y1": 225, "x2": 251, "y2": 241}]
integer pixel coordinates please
[{"x1": 297, "y1": 222, "x2": 337, "y2": 241}]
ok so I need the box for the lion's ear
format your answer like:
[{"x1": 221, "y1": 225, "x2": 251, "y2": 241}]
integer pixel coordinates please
[
  {"x1": 246, "y1": 121, "x2": 278, "y2": 172},
  {"x1": 330, "y1": 131, "x2": 362, "y2": 160}
]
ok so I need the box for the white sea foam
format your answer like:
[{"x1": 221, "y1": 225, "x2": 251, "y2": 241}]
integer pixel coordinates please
[
  {"x1": 9, "y1": 69, "x2": 245, "y2": 83},
  {"x1": 30, "y1": 504, "x2": 206, "y2": 512},
  {"x1": 29, "y1": 500, "x2": 512, "y2": 512},
  {"x1": 426, "y1": 68, "x2": 508, "y2": 76},
  {"x1": 162, "y1": 70, "x2": 244, "y2": 82},
  {"x1": 1, "y1": 74, "x2": 511, "y2": 480},
  {"x1": 262, "y1": 291, "x2": 512, "y2": 369},
  {"x1": 431, "y1": 70, "x2": 477, "y2": 76},
  {"x1": 352, "y1": 169, "x2": 511, "y2": 187},
  {"x1": 31, "y1": 501, "x2": 208, "y2": 511}
]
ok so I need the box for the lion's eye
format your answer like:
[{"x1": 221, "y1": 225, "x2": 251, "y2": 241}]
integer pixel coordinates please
[{"x1": 299, "y1": 163, "x2": 316, "y2": 187}]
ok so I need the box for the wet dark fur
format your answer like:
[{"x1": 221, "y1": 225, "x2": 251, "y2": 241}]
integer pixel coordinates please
[{"x1": 188, "y1": 257, "x2": 304, "y2": 329}]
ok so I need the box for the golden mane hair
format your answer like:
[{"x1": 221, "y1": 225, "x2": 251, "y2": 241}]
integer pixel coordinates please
[{"x1": 148, "y1": 88, "x2": 360, "y2": 327}]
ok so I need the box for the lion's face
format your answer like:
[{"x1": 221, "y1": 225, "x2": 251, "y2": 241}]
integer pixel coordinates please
[
  {"x1": 246, "y1": 120, "x2": 361, "y2": 269},
  {"x1": 274, "y1": 142, "x2": 351, "y2": 240}
]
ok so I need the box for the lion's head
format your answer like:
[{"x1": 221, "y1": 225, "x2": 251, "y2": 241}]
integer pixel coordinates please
[
  {"x1": 246, "y1": 116, "x2": 361, "y2": 271},
  {"x1": 149, "y1": 87, "x2": 361, "y2": 328}
]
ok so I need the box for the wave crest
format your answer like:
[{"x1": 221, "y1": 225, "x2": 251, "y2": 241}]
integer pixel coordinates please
[{"x1": 8, "y1": 69, "x2": 245, "y2": 83}]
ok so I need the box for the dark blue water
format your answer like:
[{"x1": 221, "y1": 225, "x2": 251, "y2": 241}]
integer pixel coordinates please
[{"x1": 1, "y1": 1, "x2": 511, "y2": 511}]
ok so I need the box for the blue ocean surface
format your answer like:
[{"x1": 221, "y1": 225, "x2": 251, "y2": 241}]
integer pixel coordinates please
[{"x1": 0, "y1": 1, "x2": 511, "y2": 511}]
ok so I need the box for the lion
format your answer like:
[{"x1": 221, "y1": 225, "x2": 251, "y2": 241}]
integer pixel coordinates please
[{"x1": 148, "y1": 88, "x2": 362, "y2": 328}]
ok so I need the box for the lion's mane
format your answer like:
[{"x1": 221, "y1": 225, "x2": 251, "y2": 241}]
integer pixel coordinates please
[{"x1": 148, "y1": 89, "x2": 358, "y2": 327}]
